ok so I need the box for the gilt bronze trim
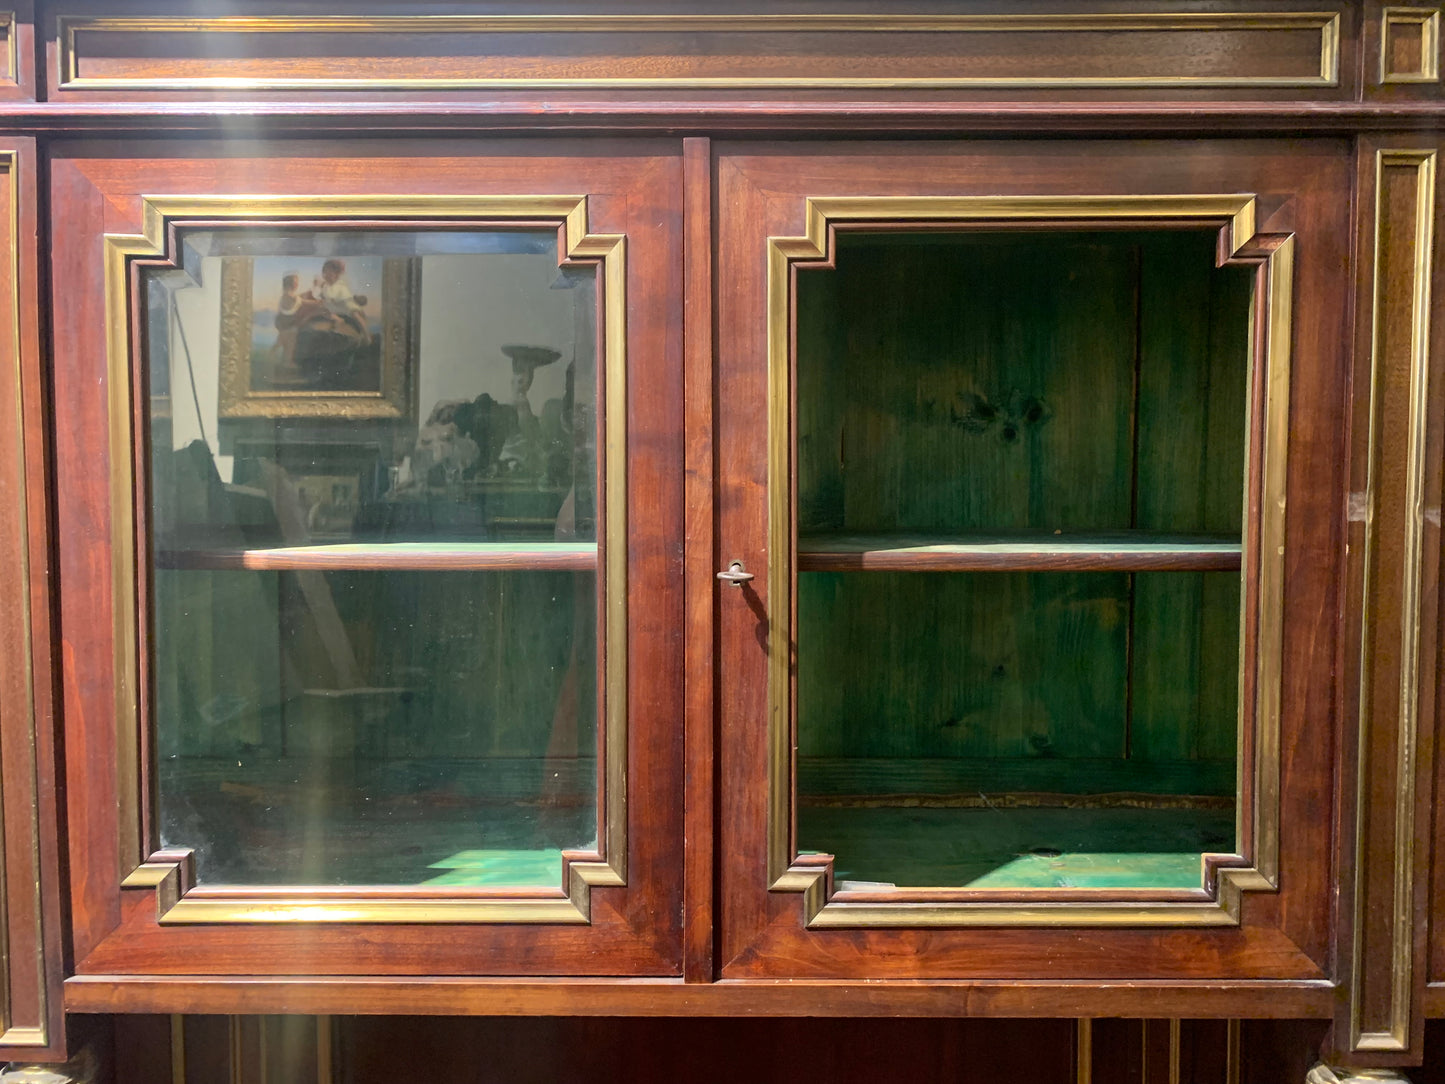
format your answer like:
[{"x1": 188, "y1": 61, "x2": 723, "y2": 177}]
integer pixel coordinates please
[
  {"x1": 105, "y1": 194, "x2": 627, "y2": 924},
  {"x1": 766, "y1": 194, "x2": 1291, "y2": 928},
  {"x1": 57, "y1": 12, "x2": 1340, "y2": 92}
]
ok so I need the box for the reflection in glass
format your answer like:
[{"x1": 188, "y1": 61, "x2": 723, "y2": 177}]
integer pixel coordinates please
[
  {"x1": 148, "y1": 229, "x2": 596, "y2": 552},
  {"x1": 155, "y1": 570, "x2": 596, "y2": 886},
  {"x1": 793, "y1": 229, "x2": 1251, "y2": 891},
  {"x1": 144, "y1": 227, "x2": 601, "y2": 888}
]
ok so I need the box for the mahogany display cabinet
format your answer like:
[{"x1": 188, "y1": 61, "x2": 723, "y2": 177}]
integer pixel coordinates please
[{"x1": 0, "y1": 2, "x2": 1443, "y2": 1081}]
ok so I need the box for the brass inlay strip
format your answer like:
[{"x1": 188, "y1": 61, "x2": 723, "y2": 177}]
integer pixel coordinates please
[
  {"x1": 1349, "y1": 149, "x2": 1436, "y2": 1053},
  {"x1": 162, "y1": 898, "x2": 590, "y2": 925},
  {"x1": 1076, "y1": 1019, "x2": 1092, "y2": 1084},
  {"x1": 315, "y1": 1016, "x2": 333, "y2": 1084},
  {"x1": 0, "y1": 147, "x2": 50, "y2": 1051},
  {"x1": 106, "y1": 194, "x2": 626, "y2": 924},
  {"x1": 0, "y1": 147, "x2": 19, "y2": 1049},
  {"x1": 56, "y1": 12, "x2": 1341, "y2": 91},
  {"x1": 1380, "y1": 7, "x2": 1441, "y2": 84},
  {"x1": 227, "y1": 1017, "x2": 243, "y2": 1084},
  {"x1": 767, "y1": 195, "x2": 1290, "y2": 927},
  {"x1": 170, "y1": 1015, "x2": 184, "y2": 1084}
]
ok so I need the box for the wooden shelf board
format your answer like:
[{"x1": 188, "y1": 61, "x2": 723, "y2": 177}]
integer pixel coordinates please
[
  {"x1": 798, "y1": 533, "x2": 1242, "y2": 572},
  {"x1": 154, "y1": 542, "x2": 599, "y2": 572}
]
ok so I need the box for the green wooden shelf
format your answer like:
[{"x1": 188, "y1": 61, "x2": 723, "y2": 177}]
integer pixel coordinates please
[
  {"x1": 155, "y1": 541, "x2": 599, "y2": 572},
  {"x1": 798, "y1": 531, "x2": 1242, "y2": 572}
]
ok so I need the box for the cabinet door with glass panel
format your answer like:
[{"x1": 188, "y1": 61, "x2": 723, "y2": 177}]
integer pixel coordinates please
[
  {"x1": 715, "y1": 140, "x2": 1349, "y2": 979},
  {"x1": 50, "y1": 142, "x2": 682, "y2": 976}
]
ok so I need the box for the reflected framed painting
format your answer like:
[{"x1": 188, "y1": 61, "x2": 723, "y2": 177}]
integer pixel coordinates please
[{"x1": 218, "y1": 254, "x2": 419, "y2": 418}]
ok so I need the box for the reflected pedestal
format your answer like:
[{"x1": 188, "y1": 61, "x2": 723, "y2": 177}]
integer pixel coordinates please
[
  {"x1": 1308, "y1": 1066, "x2": 1413, "y2": 1084},
  {"x1": 0, "y1": 1049, "x2": 98, "y2": 1083}
]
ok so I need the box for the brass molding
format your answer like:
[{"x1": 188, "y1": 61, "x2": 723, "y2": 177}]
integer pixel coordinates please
[
  {"x1": 1346, "y1": 149, "x2": 1437, "y2": 1053},
  {"x1": 315, "y1": 1016, "x2": 333, "y2": 1084},
  {"x1": 56, "y1": 12, "x2": 1341, "y2": 91},
  {"x1": 168, "y1": 1015, "x2": 183, "y2": 1084},
  {"x1": 0, "y1": 149, "x2": 50, "y2": 1052},
  {"x1": 1380, "y1": 7, "x2": 1441, "y2": 83},
  {"x1": 121, "y1": 848, "x2": 610, "y2": 924},
  {"x1": 1075, "y1": 1019, "x2": 1091, "y2": 1084},
  {"x1": 105, "y1": 194, "x2": 627, "y2": 924},
  {"x1": 766, "y1": 195, "x2": 1291, "y2": 928},
  {"x1": 227, "y1": 1016, "x2": 243, "y2": 1084}
]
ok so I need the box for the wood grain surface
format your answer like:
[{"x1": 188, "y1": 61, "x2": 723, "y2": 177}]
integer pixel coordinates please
[
  {"x1": 52, "y1": 142, "x2": 686, "y2": 978},
  {"x1": 716, "y1": 139, "x2": 1351, "y2": 982}
]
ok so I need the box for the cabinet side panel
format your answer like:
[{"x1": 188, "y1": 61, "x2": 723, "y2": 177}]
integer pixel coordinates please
[
  {"x1": 0, "y1": 138, "x2": 68, "y2": 1060},
  {"x1": 1337, "y1": 143, "x2": 1441, "y2": 1062}
]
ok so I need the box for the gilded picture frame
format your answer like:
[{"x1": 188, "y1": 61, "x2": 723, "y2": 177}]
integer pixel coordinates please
[{"x1": 218, "y1": 254, "x2": 418, "y2": 419}]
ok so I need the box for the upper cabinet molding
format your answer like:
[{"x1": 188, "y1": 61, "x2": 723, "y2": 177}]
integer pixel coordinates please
[{"x1": 48, "y1": 10, "x2": 1342, "y2": 94}]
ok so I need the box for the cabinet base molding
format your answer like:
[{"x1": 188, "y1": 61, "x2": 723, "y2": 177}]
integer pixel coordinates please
[{"x1": 63, "y1": 975, "x2": 1334, "y2": 1020}]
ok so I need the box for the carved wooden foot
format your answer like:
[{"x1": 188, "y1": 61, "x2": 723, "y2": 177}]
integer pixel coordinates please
[{"x1": 1309, "y1": 1065, "x2": 1413, "y2": 1084}]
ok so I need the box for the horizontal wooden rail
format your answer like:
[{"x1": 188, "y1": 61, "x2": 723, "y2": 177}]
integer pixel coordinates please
[
  {"x1": 798, "y1": 532, "x2": 1242, "y2": 572},
  {"x1": 54, "y1": 12, "x2": 1339, "y2": 93},
  {"x1": 154, "y1": 542, "x2": 598, "y2": 572},
  {"x1": 64, "y1": 975, "x2": 1337, "y2": 1020}
]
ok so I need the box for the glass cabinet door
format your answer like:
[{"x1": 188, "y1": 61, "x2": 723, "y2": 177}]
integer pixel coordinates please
[
  {"x1": 715, "y1": 141, "x2": 1350, "y2": 980},
  {"x1": 146, "y1": 227, "x2": 601, "y2": 892},
  {"x1": 793, "y1": 228, "x2": 1249, "y2": 895},
  {"x1": 51, "y1": 145, "x2": 683, "y2": 975}
]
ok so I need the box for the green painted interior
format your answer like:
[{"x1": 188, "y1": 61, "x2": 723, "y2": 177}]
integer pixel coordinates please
[
  {"x1": 794, "y1": 229, "x2": 1253, "y2": 890},
  {"x1": 152, "y1": 565, "x2": 597, "y2": 886}
]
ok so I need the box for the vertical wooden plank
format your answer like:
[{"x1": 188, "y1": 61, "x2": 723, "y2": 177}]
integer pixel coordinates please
[
  {"x1": 1141, "y1": 1019, "x2": 1180, "y2": 1084},
  {"x1": 174, "y1": 1017, "x2": 233, "y2": 1084},
  {"x1": 798, "y1": 570, "x2": 1127, "y2": 764},
  {"x1": 111, "y1": 1016, "x2": 173, "y2": 1084},
  {"x1": 829, "y1": 235, "x2": 1135, "y2": 535},
  {"x1": 796, "y1": 234, "x2": 1137, "y2": 771},
  {"x1": 1132, "y1": 232, "x2": 1251, "y2": 767},
  {"x1": 682, "y1": 135, "x2": 715, "y2": 982},
  {"x1": 1134, "y1": 233, "x2": 1211, "y2": 764},
  {"x1": 1336, "y1": 139, "x2": 1440, "y2": 1063},
  {"x1": 1198, "y1": 261, "x2": 1256, "y2": 763},
  {"x1": 0, "y1": 138, "x2": 67, "y2": 1061},
  {"x1": 1093, "y1": 1018, "x2": 1146, "y2": 1084},
  {"x1": 1176, "y1": 1020, "x2": 1233, "y2": 1084}
]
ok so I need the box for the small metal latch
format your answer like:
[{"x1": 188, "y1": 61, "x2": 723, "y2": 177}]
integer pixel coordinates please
[{"x1": 716, "y1": 560, "x2": 755, "y2": 587}]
